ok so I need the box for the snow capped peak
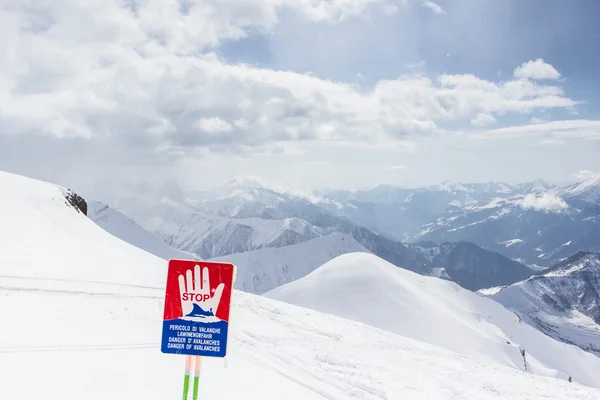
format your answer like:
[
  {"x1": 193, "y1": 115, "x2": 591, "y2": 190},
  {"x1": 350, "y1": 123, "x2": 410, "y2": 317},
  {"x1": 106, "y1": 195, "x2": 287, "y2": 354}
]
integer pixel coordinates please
[
  {"x1": 559, "y1": 175, "x2": 600, "y2": 204},
  {"x1": 220, "y1": 175, "x2": 336, "y2": 206},
  {"x1": 424, "y1": 180, "x2": 516, "y2": 195},
  {"x1": 514, "y1": 178, "x2": 555, "y2": 194},
  {"x1": 530, "y1": 178, "x2": 554, "y2": 192},
  {"x1": 433, "y1": 180, "x2": 473, "y2": 193}
]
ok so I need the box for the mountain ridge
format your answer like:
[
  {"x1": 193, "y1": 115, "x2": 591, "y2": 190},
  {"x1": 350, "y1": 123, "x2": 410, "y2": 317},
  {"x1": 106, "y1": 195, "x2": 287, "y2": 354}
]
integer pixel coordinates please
[{"x1": 484, "y1": 252, "x2": 600, "y2": 356}]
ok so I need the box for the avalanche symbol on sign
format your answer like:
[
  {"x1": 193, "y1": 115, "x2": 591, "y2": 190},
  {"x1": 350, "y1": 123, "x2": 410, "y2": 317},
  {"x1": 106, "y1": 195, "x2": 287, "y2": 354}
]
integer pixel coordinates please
[{"x1": 179, "y1": 265, "x2": 225, "y2": 322}]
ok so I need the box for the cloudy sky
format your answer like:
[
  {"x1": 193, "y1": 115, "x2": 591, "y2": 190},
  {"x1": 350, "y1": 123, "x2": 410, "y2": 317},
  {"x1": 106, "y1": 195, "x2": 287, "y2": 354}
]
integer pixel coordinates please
[{"x1": 1, "y1": 0, "x2": 599, "y2": 196}]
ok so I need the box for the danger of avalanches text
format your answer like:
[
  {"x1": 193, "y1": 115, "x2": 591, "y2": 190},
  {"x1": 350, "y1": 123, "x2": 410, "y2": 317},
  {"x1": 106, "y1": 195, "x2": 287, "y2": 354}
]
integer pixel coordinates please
[{"x1": 167, "y1": 324, "x2": 221, "y2": 352}]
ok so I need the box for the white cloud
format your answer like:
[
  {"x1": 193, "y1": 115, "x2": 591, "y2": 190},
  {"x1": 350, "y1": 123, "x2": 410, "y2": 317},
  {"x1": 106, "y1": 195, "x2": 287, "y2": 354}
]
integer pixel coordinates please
[
  {"x1": 1, "y1": 35, "x2": 581, "y2": 153},
  {"x1": 574, "y1": 170, "x2": 599, "y2": 180},
  {"x1": 383, "y1": 4, "x2": 400, "y2": 15},
  {"x1": 514, "y1": 58, "x2": 561, "y2": 80},
  {"x1": 519, "y1": 193, "x2": 568, "y2": 212},
  {"x1": 470, "y1": 113, "x2": 497, "y2": 127},
  {"x1": 302, "y1": 161, "x2": 329, "y2": 166},
  {"x1": 422, "y1": 1, "x2": 445, "y2": 14},
  {"x1": 470, "y1": 120, "x2": 600, "y2": 141},
  {"x1": 0, "y1": 2, "x2": 582, "y2": 156},
  {"x1": 196, "y1": 117, "x2": 233, "y2": 133},
  {"x1": 386, "y1": 165, "x2": 408, "y2": 170},
  {"x1": 0, "y1": 0, "x2": 597, "y2": 192},
  {"x1": 539, "y1": 139, "x2": 565, "y2": 146}
]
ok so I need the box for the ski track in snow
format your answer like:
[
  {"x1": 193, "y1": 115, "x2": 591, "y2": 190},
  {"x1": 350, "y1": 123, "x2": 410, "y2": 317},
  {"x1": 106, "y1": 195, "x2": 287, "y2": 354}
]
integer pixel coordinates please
[{"x1": 3, "y1": 284, "x2": 600, "y2": 400}]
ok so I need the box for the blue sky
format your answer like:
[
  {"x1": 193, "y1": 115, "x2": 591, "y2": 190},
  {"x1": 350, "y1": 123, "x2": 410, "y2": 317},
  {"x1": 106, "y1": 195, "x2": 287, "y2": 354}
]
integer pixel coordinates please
[
  {"x1": 219, "y1": 0, "x2": 600, "y2": 121},
  {"x1": 0, "y1": 0, "x2": 599, "y2": 195}
]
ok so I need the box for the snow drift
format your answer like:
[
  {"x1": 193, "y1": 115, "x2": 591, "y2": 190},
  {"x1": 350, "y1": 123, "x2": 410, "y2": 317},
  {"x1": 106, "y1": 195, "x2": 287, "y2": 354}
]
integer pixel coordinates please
[
  {"x1": 1, "y1": 170, "x2": 599, "y2": 399},
  {"x1": 266, "y1": 252, "x2": 600, "y2": 387}
]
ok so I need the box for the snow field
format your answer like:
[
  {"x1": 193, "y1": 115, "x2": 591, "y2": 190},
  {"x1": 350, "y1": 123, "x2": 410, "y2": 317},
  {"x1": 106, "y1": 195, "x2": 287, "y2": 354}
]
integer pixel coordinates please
[{"x1": 1, "y1": 170, "x2": 600, "y2": 399}]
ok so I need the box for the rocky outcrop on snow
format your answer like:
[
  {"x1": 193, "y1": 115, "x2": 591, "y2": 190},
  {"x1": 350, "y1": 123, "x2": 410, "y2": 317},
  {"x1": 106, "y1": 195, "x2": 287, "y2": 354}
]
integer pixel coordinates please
[{"x1": 63, "y1": 189, "x2": 87, "y2": 215}]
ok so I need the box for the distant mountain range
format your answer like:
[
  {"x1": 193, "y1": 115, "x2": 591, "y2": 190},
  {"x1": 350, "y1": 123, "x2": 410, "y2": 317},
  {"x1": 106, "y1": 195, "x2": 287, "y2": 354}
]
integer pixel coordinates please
[
  {"x1": 483, "y1": 252, "x2": 600, "y2": 356},
  {"x1": 88, "y1": 175, "x2": 600, "y2": 294},
  {"x1": 410, "y1": 177, "x2": 600, "y2": 268},
  {"x1": 94, "y1": 177, "x2": 589, "y2": 292},
  {"x1": 315, "y1": 180, "x2": 550, "y2": 242}
]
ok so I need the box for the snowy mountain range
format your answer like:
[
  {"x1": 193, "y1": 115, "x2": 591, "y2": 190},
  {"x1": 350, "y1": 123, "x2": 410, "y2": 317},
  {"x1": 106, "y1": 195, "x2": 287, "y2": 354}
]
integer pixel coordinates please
[
  {"x1": 97, "y1": 178, "x2": 545, "y2": 291},
  {"x1": 411, "y1": 176, "x2": 600, "y2": 268},
  {"x1": 87, "y1": 174, "x2": 600, "y2": 295},
  {"x1": 484, "y1": 252, "x2": 600, "y2": 356},
  {"x1": 315, "y1": 180, "x2": 543, "y2": 241},
  {"x1": 5, "y1": 171, "x2": 600, "y2": 398}
]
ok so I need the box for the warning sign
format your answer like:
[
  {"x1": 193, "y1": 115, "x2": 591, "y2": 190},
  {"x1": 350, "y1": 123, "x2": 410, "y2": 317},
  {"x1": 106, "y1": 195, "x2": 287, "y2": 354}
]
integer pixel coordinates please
[{"x1": 161, "y1": 259, "x2": 235, "y2": 357}]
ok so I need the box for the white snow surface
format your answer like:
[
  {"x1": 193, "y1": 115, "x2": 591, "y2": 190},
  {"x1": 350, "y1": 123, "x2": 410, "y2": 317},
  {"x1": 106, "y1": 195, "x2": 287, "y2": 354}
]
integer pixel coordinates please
[
  {"x1": 0, "y1": 171, "x2": 165, "y2": 286},
  {"x1": 2, "y1": 170, "x2": 600, "y2": 399},
  {"x1": 209, "y1": 233, "x2": 369, "y2": 294},
  {"x1": 266, "y1": 252, "x2": 600, "y2": 388},
  {"x1": 88, "y1": 200, "x2": 198, "y2": 261}
]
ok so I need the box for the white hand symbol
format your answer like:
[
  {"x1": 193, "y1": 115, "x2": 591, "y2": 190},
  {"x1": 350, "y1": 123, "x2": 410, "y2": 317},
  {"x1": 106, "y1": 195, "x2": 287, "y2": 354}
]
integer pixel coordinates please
[{"x1": 178, "y1": 264, "x2": 225, "y2": 321}]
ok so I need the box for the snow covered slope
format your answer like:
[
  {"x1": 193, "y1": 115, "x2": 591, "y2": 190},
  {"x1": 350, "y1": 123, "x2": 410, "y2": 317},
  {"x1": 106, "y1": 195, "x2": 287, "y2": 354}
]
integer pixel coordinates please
[
  {"x1": 210, "y1": 233, "x2": 369, "y2": 294},
  {"x1": 485, "y1": 252, "x2": 600, "y2": 356},
  {"x1": 0, "y1": 171, "x2": 166, "y2": 286},
  {"x1": 4, "y1": 170, "x2": 600, "y2": 399},
  {"x1": 266, "y1": 252, "x2": 600, "y2": 388},
  {"x1": 88, "y1": 200, "x2": 198, "y2": 261}
]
